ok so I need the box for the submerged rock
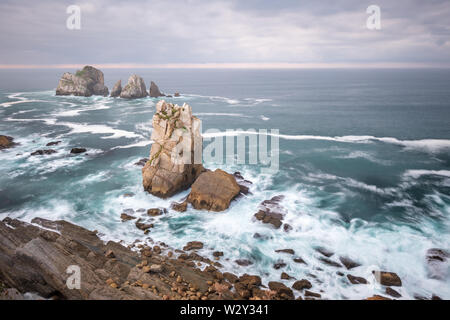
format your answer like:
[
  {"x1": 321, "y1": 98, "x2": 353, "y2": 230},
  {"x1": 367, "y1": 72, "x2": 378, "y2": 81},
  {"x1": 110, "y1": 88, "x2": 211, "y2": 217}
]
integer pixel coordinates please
[
  {"x1": 30, "y1": 149, "x2": 57, "y2": 156},
  {"x1": 70, "y1": 148, "x2": 87, "y2": 154},
  {"x1": 149, "y1": 81, "x2": 164, "y2": 97},
  {"x1": 134, "y1": 158, "x2": 148, "y2": 167},
  {"x1": 0, "y1": 135, "x2": 15, "y2": 150},
  {"x1": 110, "y1": 80, "x2": 122, "y2": 97},
  {"x1": 46, "y1": 141, "x2": 61, "y2": 147},
  {"x1": 120, "y1": 75, "x2": 148, "y2": 99},
  {"x1": 56, "y1": 66, "x2": 108, "y2": 97},
  {"x1": 339, "y1": 256, "x2": 361, "y2": 270},
  {"x1": 187, "y1": 169, "x2": 240, "y2": 211},
  {"x1": 347, "y1": 274, "x2": 367, "y2": 285}
]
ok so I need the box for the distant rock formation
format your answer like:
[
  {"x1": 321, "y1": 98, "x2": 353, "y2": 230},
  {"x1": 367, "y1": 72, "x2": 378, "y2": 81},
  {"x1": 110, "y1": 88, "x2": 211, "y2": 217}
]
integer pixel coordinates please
[
  {"x1": 110, "y1": 80, "x2": 122, "y2": 97},
  {"x1": 149, "y1": 81, "x2": 164, "y2": 97},
  {"x1": 55, "y1": 66, "x2": 109, "y2": 97},
  {"x1": 120, "y1": 75, "x2": 148, "y2": 99},
  {"x1": 142, "y1": 100, "x2": 204, "y2": 198},
  {"x1": 187, "y1": 169, "x2": 240, "y2": 211},
  {"x1": 0, "y1": 135, "x2": 15, "y2": 150}
]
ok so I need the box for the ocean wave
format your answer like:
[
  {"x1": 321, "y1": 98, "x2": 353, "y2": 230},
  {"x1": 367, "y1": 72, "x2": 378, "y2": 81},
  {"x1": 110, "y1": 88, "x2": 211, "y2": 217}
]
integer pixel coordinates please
[
  {"x1": 196, "y1": 112, "x2": 251, "y2": 118},
  {"x1": 0, "y1": 92, "x2": 50, "y2": 108},
  {"x1": 202, "y1": 131, "x2": 450, "y2": 153},
  {"x1": 59, "y1": 122, "x2": 142, "y2": 139},
  {"x1": 110, "y1": 140, "x2": 153, "y2": 150},
  {"x1": 403, "y1": 170, "x2": 450, "y2": 179}
]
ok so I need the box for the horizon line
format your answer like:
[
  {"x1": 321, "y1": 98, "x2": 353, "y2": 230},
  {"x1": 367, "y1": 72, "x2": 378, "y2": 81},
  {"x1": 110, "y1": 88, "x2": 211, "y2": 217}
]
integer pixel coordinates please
[{"x1": 0, "y1": 62, "x2": 449, "y2": 70}]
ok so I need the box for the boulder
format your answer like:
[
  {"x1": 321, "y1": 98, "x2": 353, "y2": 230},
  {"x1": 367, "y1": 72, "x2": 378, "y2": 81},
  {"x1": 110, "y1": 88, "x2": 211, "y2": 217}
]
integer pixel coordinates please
[
  {"x1": 0, "y1": 135, "x2": 15, "y2": 150},
  {"x1": 268, "y1": 282, "x2": 294, "y2": 300},
  {"x1": 254, "y1": 195, "x2": 286, "y2": 229},
  {"x1": 372, "y1": 271, "x2": 402, "y2": 287},
  {"x1": 149, "y1": 81, "x2": 164, "y2": 97},
  {"x1": 142, "y1": 101, "x2": 204, "y2": 198},
  {"x1": 187, "y1": 169, "x2": 240, "y2": 211},
  {"x1": 120, "y1": 75, "x2": 148, "y2": 99},
  {"x1": 46, "y1": 141, "x2": 61, "y2": 147},
  {"x1": 56, "y1": 66, "x2": 109, "y2": 97},
  {"x1": 183, "y1": 241, "x2": 204, "y2": 251},
  {"x1": 292, "y1": 279, "x2": 312, "y2": 291},
  {"x1": 385, "y1": 287, "x2": 401, "y2": 298},
  {"x1": 70, "y1": 148, "x2": 87, "y2": 154},
  {"x1": 171, "y1": 201, "x2": 188, "y2": 212},
  {"x1": 275, "y1": 249, "x2": 295, "y2": 255},
  {"x1": 339, "y1": 256, "x2": 361, "y2": 270},
  {"x1": 347, "y1": 274, "x2": 367, "y2": 285},
  {"x1": 110, "y1": 80, "x2": 122, "y2": 97}
]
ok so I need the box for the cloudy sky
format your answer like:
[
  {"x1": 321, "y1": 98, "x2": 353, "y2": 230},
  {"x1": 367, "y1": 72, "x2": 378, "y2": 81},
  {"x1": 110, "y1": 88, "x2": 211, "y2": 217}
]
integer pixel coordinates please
[{"x1": 0, "y1": 0, "x2": 449, "y2": 68}]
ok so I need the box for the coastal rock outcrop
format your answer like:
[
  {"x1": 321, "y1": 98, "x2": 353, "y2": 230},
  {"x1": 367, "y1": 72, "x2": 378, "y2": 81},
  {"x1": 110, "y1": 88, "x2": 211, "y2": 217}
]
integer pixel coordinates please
[
  {"x1": 187, "y1": 169, "x2": 240, "y2": 211},
  {"x1": 110, "y1": 80, "x2": 122, "y2": 97},
  {"x1": 0, "y1": 135, "x2": 15, "y2": 150},
  {"x1": 149, "y1": 81, "x2": 164, "y2": 97},
  {"x1": 142, "y1": 100, "x2": 204, "y2": 197},
  {"x1": 56, "y1": 66, "x2": 109, "y2": 97},
  {"x1": 254, "y1": 195, "x2": 286, "y2": 229},
  {"x1": 0, "y1": 217, "x2": 245, "y2": 300},
  {"x1": 120, "y1": 75, "x2": 148, "y2": 99}
]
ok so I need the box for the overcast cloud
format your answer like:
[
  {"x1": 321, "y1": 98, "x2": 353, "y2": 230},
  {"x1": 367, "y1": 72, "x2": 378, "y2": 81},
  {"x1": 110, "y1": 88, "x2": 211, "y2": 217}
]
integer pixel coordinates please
[{"x1": 0, "y1": 0, "x2": 449, "y2": 67}]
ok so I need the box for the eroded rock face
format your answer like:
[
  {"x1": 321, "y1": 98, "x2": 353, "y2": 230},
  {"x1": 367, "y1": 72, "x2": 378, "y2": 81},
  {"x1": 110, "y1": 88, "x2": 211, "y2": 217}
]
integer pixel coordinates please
[
  {"x1": 187, "y1": 169, "x2": 240, "y2": 211},
  {"x1": 149, "y1": 81, "x2": 164, "y2": 97},
  {"x1": 120, "y1": 75, "x2": 148, "y2": 99},
  {"x1": 142, "y1": 100, "x2": 204, "y2": 198},
  {"x1": 110, "y1": 80, "x2": 122, "y2": 97},
  {"x1": 56, "y1": 66, "x2": 109, "y2": 97}
]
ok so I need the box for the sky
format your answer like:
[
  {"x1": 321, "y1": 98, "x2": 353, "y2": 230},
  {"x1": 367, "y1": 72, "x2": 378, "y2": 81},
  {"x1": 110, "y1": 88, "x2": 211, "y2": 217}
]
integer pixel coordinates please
[{"x1": 0, "y1": 0, "x2": 449, "y2": 68}]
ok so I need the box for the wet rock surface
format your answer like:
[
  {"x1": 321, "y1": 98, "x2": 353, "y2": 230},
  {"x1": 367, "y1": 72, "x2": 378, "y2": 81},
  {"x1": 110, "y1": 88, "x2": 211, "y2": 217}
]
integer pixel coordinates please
[
  {"x1": 30, "y1": 149, "x2": 57, "y2": 156},
  {"x1": 372, "y1": 271, "x2": 402, "y2": 287},
  {"x1": 0, "y1": 135, "x2": 16, "y2": 150},
  {"x1": 187, "y1": 169, "x2": 240, "y2": 211},
  {"x1": 254, "y1": 195, "x2": 286, "y2": 229}
]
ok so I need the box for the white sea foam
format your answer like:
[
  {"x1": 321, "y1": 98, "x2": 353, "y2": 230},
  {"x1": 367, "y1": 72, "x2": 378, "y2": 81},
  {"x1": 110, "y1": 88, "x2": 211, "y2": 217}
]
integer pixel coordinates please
[
  {"x1": 196, "y1": 112, "x2": 251, "y2": 118},
  {"x1": 0, "y1": 92, "x2": 49, "y2": 108},
  {"x1": 404, "y1": 170, "x2": 450, "y2": 179},
  {"x1": 111, "y1": 140, "x2": 153, "y2": 150},
  {"x1": 202, "y1": 131, "x2": 450, "y2": 153},
  {"x1": 260, "y1": 115, "x2": 270, "y2": 121}
]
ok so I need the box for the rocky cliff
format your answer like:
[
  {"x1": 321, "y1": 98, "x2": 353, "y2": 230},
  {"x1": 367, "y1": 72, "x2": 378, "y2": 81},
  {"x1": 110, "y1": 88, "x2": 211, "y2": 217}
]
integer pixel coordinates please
[
  {"x1": 55, "y1": 66, "x2": 109, "y2": 97},
  {"x1": 142, "y1": 100, "x2": 204, "y2": 197}
]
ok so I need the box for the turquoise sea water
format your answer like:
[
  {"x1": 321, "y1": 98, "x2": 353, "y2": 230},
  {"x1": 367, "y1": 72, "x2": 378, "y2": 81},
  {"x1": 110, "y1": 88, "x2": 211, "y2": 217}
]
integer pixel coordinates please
[{"x1": 0, "y1": 69, "x2": 449, "y2": 299}]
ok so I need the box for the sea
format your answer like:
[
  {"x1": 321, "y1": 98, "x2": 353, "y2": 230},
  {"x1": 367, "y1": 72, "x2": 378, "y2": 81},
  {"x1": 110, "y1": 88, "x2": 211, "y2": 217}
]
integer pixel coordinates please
[{"x1": 0, "y1": 68, "x2": 449, "y2": 299}]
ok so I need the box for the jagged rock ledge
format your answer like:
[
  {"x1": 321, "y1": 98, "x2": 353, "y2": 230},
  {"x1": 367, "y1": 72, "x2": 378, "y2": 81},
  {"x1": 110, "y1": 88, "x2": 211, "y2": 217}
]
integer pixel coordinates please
[{"x1": 0, "y1": 217, "x2": 285, "y2": 300}]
